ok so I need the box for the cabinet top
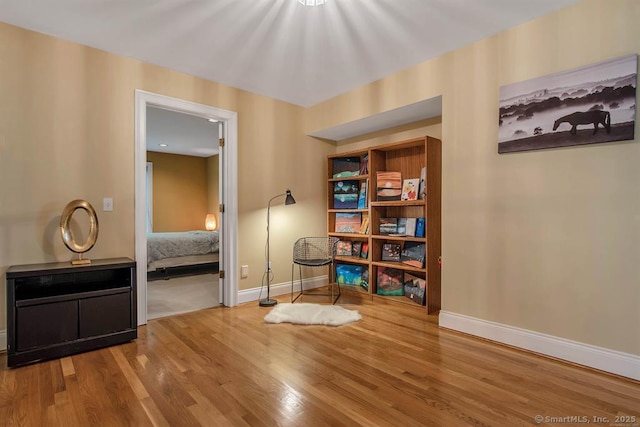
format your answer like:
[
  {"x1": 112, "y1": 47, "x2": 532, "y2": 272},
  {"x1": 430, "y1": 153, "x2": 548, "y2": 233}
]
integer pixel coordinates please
[{"x1": 6, "y1": 257, "x2": 135, "y2": 278}]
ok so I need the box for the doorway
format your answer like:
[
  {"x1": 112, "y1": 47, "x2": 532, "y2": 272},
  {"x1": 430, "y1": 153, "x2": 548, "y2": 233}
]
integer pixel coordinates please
[{"x1": 134, "y1": 90, "x2": 239, "y2": 325}]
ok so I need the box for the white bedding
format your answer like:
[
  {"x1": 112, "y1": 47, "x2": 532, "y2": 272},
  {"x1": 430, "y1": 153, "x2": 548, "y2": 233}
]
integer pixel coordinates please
[{"x1": 147, "y1": 231, "x2": 219, "y2": 266}]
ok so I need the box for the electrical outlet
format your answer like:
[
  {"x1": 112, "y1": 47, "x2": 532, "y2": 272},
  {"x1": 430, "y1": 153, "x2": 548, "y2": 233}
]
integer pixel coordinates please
[
  {"x1": 103, "y1": 197, "x2": 113, "y2": 212},
  {"x1": 241, "y1": 265, "x2": 249, "y2": 278}
]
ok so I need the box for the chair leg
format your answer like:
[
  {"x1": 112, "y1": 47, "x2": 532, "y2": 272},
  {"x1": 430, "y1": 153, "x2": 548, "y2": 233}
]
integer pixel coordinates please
[
  {"x1": 332, "y1": 284, "x2": 341, "y2": 304},
  {"x1": 331, "y1": 261, "x2": 341, "y2": 304},
  {"x1": 290, "y1": 263, "x2": 295, "y2": 302},
  {"x1": 298, "y1": 264, "x2": 303, "y2": 297},
  {"x1": 291, "y1": 263, "x2": 304, "y2": 303}
]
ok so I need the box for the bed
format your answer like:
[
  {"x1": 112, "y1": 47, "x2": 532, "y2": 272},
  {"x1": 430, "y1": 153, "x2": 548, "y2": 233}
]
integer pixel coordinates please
[{"x1": 147, "y1": 231, "x2": 220, "y2": 280}]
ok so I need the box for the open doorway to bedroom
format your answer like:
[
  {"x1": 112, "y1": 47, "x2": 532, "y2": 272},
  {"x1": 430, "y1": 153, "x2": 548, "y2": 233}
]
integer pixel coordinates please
[
  {"x1": 135, "y1": 90, "x2": 239, "y2": 325},
  {"x1": 145, "y1": 107, "x2": 221, "y2": 319}
]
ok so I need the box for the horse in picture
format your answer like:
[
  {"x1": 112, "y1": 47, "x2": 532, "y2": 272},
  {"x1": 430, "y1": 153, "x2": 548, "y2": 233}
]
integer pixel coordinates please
[{"x1": 553, "y1": 110, "x2": 611, "y2": 135}]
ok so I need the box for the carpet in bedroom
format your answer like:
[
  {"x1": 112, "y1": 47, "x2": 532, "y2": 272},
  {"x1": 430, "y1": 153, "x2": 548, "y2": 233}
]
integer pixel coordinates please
[{"x1": 147, "y1": 273, "x2": 220, "y2": 320}]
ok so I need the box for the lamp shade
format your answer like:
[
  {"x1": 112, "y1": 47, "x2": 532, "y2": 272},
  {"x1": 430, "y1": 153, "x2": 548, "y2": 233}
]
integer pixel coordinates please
[
  {"x1": 205, "y1": 213, "x2": 217, "y2": 231},
  {"x1": 285, "y1": 189, "x2": 296, "y2": 205}
]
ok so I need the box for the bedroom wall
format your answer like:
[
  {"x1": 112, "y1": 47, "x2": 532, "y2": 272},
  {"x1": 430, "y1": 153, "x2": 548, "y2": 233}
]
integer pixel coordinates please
[
  {"x1": 0, "y1": 22, "x2": 334, "y2": 332},
  {"x1": 146, "y1": 151, "x2": 208, "y2": 232},
  {"x1": 307, "y1": 0, "x2": 640, "y2": 358}
]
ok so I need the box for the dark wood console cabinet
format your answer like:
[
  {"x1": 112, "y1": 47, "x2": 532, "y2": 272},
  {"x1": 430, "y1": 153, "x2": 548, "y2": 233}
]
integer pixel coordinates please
[{"x1": 6, "y1": 257, "x2": 137, "y2": 367}]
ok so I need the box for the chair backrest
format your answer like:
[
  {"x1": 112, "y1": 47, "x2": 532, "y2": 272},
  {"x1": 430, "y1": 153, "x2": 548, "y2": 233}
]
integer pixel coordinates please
[{"x1": 293, "y1": 237, "x2": 339, "y2": 263}]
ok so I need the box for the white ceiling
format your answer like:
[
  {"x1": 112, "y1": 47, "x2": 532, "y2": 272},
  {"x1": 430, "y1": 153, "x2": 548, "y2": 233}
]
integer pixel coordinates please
[
  {"x1": 147, "y1": 107, "x2": 220, "y2": 157},
  {"x1": 0, "y1": 0, "x2": 581, "y2": 108}
]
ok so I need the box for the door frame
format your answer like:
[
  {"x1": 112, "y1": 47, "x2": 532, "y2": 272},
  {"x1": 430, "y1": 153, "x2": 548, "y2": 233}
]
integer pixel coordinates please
[{"x1": 134, "y1": 90, "x2": 239, "y2": 325}]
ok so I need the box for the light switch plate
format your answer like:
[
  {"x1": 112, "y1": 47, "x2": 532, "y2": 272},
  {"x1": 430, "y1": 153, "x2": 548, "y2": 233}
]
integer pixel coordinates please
[{"x1": 103, "y1": 197, "x2": 113, "y2": 211}]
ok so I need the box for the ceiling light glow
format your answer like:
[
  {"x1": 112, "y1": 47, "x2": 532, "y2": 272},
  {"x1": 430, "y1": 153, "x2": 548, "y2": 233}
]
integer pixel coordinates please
[{"x1": 298, "y1": 0, "x2": 327, "y2": 6}]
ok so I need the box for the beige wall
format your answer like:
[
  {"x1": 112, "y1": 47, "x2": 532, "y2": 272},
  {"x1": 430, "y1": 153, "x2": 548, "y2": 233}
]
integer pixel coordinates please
[
  {"x1": 0, "y1": 22, "x2": 333, "y2": 331},
  {"x1": 309, "y1": 0, "x2": 640, "y2": 356},
  {"x1": 146, "y1": 152, "x2": 208, "y2": 232}
]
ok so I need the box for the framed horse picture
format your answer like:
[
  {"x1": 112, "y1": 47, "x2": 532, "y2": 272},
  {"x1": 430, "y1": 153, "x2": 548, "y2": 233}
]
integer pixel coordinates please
[{"x1": 498, "y1": 54, "x2": 636, "y2": 153}]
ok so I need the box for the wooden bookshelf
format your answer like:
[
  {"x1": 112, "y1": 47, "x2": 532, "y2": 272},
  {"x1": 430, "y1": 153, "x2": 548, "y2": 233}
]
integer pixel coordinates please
[{"x1": 327, "y1": 136, "x2": 442, "y2": 314}]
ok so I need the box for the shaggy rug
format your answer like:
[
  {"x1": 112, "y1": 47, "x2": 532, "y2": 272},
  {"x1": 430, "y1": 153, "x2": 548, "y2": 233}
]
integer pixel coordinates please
[{"x1": 264, "y1": 303, "x2": 362, "y2": 326}]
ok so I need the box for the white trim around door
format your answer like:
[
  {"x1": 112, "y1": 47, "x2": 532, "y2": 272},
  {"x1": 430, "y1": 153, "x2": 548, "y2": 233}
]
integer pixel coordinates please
[{"x1": 134, "y1": 90, "x2": 239, "y2": 325}]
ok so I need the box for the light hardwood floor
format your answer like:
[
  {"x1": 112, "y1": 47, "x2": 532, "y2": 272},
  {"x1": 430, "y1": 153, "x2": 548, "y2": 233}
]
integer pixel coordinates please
[{"x1": 1, "y1": 295, "x2": 639, "y2": 426}]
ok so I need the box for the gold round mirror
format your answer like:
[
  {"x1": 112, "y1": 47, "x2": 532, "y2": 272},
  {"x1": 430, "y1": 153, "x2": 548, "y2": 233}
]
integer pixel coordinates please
[{"x1": 60, "y1": 199, "x2": 99, "y2": 264}]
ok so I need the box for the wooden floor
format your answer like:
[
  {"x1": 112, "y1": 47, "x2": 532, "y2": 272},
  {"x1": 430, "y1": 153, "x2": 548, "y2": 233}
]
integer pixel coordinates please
[{"x1": 1, "y1": 296, "x2": 639, "y2": 426}]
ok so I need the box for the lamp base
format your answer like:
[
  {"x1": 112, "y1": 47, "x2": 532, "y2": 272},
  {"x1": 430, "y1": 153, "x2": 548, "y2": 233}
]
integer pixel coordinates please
[{"x1": 259, "y1": 298, "x2": 278, "y2": 307}]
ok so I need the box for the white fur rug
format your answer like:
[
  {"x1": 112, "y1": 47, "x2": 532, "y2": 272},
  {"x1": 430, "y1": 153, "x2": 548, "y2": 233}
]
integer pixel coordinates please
[{"x1": 264, "y1": 303, "x2": 362, "y2": 326}]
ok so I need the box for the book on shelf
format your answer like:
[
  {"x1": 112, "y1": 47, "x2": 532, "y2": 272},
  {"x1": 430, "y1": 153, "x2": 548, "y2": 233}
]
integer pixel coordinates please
[
  {"x1": 335, "y1": 212, "x2": 362, "y2": 233},
  {"x1": 381, "y1": 243, "x2": 401, "y2": 262},
  {"x1": 357, "y1": 179, "x2": 368, "y2": 209},
  {"x1": 376, "y1": 267, "x2": 404, "y2": 296},
  {"x1": 359, "y1": 154, "x2": 369, "y2": 175},
  {"x1": 332, "y1": 157, "x2": 360, "y2": 178},
  {"x1": 400, "y1": 241, "x2": 426, "y2": 268},
  {"x1": 359, "y1": 217, "x2": 370, "y2": 234},
  {"x1": 379, "y1": 218, "x2": 397, "y2": 235},
  {"x1": 335, "y1": 263, "x2": 363, "y2": 286},
  {"x1": 336, "y1": 240, "x2": 353, "y2": 256},
  {"x1": 419, "y1": 166, "x2": 426, "y2": 200},
  {"x1": 351, "y1": 241, "x2": 362, "y2": 257},
  {"x1": 403, "y1": 272, "x2": 426, "y2": 305},
  {"x1": 360, "y1": 268, "x2": 369, "y2": 290},
  {"x1": 400, "y1": 178, "x2": 420, "y2": 201},
  {"x1": 376, "y1": 171, "x2": 402, "y2": 201},
  {"x1": 333, "y1": 180, "x2": 359, "y2": 209},
  {"x1": 396, "y1": 218, "x2": 407, "y2": 235},
  {"x1": 360, "y1": 242, "x2": 369, "y2": 259},
  {"x1": 415, "y1": 217, "x2": 425, "y2": 238},
  {"x1": 405, "y1": 218, "x2": 417, "y2": 237}
]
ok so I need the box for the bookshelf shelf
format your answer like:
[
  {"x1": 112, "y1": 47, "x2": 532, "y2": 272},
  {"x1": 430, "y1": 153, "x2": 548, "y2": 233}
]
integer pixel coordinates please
[
  {"x1": 340, "y1": 284, "x2": 370, "y2": 295},
  {"x1": 371, "y1": 260, "x2": 425, "y2": 273},
  {"x1": 327, "y1": 136, "x2": 441, "y2": 314},
  {"x1": 328, "y1": 209, "x2": 369, "y2": 214},
  {"x1": 371, "y1": 235, "x2": 426, "y2": 243},
  {"x1": 372, "y1": 293, "x2": 424, "y2": 307},
  {"x1": 329, "y1": 174, "x2": 369, "y2": 182},
  {"x1": 370, "y1": 200, "x2": 426, "y2": 207},
  {"x1": 328, "y1": 232, "x2": 368, "y2": 239},
  {"x1": 335, "y1": 256, "x2": 369, "y2": 265}
]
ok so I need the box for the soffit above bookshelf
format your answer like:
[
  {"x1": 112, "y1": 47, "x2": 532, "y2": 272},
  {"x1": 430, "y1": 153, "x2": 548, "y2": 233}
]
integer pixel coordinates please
[{"x1": 309, "y1": 96, "x2": 442, "y2": 142}]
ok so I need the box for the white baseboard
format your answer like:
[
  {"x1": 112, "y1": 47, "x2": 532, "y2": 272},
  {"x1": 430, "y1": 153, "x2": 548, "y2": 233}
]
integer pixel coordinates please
[
  {"x1": 439, "y1": 311, "x2": 640, "y2": 381},
  {"x1": 238, "y1": 275, "x2": 328, "y2": 305},
  {"x1": 0, "y1": 330, "x2": 6, "y2": 351}
]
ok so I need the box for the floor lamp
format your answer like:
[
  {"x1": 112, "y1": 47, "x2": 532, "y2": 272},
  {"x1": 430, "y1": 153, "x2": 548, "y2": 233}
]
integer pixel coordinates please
[{"x1": 260, "y1": 189, "x2": 296, "y2": 307}]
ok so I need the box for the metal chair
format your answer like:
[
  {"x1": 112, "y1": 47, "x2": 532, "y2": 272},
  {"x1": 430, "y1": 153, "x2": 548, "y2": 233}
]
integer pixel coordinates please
[{"x1": 291, "y1": 237, "x2": 340, "y2": 304}]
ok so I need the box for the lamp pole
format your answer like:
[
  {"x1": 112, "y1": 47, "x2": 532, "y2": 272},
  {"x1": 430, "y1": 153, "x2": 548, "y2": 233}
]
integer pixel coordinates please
[{"x1": 260, "y1": 189, "x2": 295, "y2": 307}]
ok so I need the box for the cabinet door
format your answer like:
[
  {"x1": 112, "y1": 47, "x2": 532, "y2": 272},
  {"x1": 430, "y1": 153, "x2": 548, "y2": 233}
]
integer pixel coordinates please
[
  {"x1": 79, "y1": 293, "x2": 131, "y2": 338},
  {"x1": 16, "y1": 301, "x2": 78, "y2": 351}
]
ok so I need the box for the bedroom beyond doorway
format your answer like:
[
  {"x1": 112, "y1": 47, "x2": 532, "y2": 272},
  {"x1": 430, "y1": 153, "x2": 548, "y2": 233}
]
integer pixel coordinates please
[{"x1": 135, "y1": 89, "x2": 240, "y2": 325}]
